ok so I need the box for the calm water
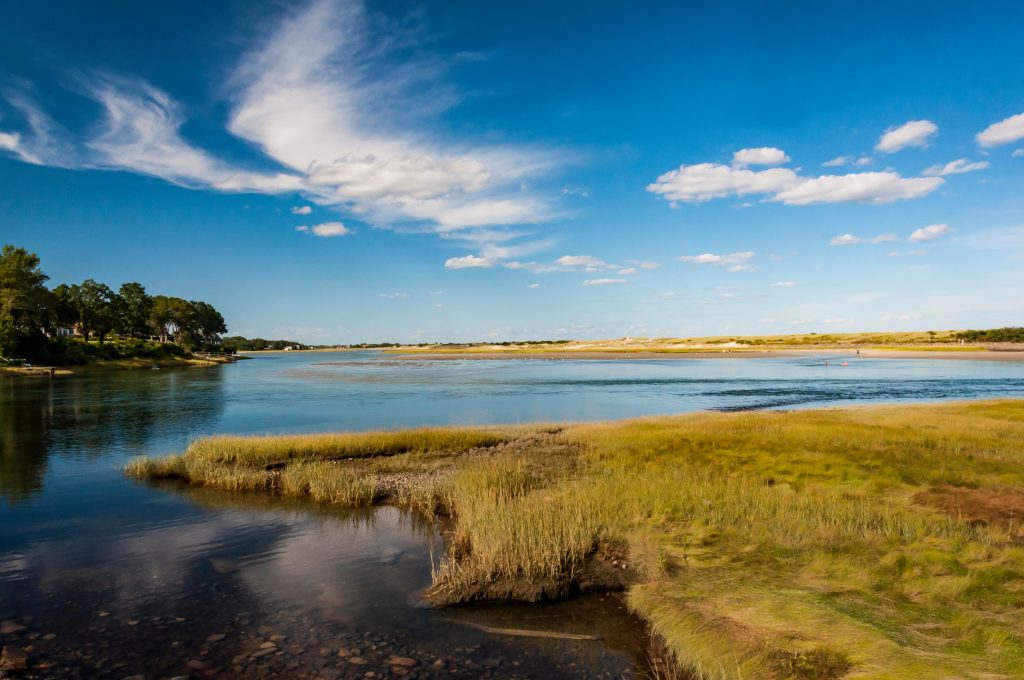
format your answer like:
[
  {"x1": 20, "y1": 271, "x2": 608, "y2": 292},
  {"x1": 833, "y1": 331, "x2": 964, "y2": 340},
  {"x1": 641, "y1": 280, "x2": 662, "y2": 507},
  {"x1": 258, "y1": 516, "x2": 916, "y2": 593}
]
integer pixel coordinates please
[{"x1": 3, "y1": 351, "x2": 1024, "y2": 678}]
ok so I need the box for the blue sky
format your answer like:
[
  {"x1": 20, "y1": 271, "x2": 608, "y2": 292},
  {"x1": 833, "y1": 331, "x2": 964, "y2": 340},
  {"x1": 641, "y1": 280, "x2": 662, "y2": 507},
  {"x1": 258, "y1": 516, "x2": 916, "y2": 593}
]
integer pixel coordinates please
[{"x1": 2, "y1": 0, "x2": 1023, "y2": 343}]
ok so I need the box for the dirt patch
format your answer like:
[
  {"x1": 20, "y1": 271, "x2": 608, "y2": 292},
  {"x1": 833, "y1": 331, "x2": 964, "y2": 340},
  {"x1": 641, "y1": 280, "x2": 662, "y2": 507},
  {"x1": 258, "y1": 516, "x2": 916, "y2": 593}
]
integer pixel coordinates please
[{"x1": 913, "y1": 485, "x2": 1024, "y2": 528}]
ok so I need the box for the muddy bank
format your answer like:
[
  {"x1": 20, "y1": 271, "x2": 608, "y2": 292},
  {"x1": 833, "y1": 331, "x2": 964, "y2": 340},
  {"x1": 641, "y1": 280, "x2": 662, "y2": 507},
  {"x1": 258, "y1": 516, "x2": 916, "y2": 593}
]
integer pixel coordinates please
[{"x1": 426, "y1": 542, "x2": 638, "y2": 606}]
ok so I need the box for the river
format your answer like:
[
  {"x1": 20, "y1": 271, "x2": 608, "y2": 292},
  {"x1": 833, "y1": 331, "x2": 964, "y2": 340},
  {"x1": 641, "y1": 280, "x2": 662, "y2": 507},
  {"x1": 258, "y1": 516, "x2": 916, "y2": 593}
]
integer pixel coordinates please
[{"x1": 3, "y1": 351, "x2": 1024, "y2": 678}]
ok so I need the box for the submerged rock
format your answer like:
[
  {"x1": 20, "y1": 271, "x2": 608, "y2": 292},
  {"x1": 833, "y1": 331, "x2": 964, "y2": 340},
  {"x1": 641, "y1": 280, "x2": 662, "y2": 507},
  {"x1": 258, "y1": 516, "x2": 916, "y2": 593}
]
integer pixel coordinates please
[{"x1": 0, "y1": 645, "x2": 29, "y2": 671}]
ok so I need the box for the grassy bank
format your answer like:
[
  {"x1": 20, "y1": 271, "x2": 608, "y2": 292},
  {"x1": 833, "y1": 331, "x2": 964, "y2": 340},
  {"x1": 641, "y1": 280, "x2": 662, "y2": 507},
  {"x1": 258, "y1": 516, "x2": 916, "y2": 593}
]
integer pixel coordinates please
[{"x1": 127, "y1": 400, "x2": 1024, "y2": 679}]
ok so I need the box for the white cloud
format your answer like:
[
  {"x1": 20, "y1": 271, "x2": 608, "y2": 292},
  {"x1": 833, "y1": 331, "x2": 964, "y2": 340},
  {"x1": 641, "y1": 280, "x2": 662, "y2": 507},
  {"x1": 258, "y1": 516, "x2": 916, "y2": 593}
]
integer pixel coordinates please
[
  {"x1": 1013, "y1": 149, "x2": 1024, "y2": 158},
  {"x1": 296, "y1": 221, "x2": 349, "y2": 237},
  {"x1": 555, "y1": 255, "x2": 613, "y2": 272},
  {"x1": 875, "y1": 120, "x2": 938, "y2": 153},
  {"x1": 291, "y1": 205, "x2": 313, "y2": 215},
  {"x1": 444, "y1": 255, "x2": 496, "y2": 269},
  {"x1": 855, "y1": 157, "x2": 872, "y2": 166},
  {"x1": 583, "y1": 278, "x2": 626, "y2": 286},
  {"x1": 379, "y1": 292, "x2": 409, "y2": 299},
  {"x1": 732, "y1": 147, "x2": 790, "y2": 167},
  {"x1": 528, "y1": 283, "x2": 541, "y2": 289},
  {"x1": 923, "y1": 158, "x2": 989, "y2": 176},
  {"x1": 637, "y1": 261, "x2": 662, "y2": 270},
  {"x1": 85, "y1": 77, "x2": 303, "y2": 192},
  {"x1": 770, "y1": 281, "x2": 796, "y2": 288},
  {"x1": 0, "y1": 0, "x2": 565, "y2": 272},
  {"x1": 226, "y1": 0, "x2": 558, "y2": 232},
  {"x1": 773, "y1": 172, "x2": 942, "y2": 205},
  {"x1": 976, "y1": 112, "x2": 1024, "y2": 147},
  {"x1": 0, "y1": 131, "x2": 43, "y2": 164},
  {"x1": 822, "y1": 156, "x2": 850, "y2": 167},
  {"x1": 678, "y1": 251, "x2": 756, "y2": 272},
  {"x1": 830, "y1": 234, "x2": 861, "y2": 246},
  {"x1": 908, "y1": 224, "x2": 954, "y2": 243},
  {"x1": 829, "y1": 233, "x2": 897, "y2": 246},
  {"x1": 617, "y1": 267, "x2": 638, "y2": 275},
  {"x1": 647, "y1": 163, "x2": 798, "y2": 203},
  {"x1": 649, "y1": 154, "x2": 941, "y2": 206}
]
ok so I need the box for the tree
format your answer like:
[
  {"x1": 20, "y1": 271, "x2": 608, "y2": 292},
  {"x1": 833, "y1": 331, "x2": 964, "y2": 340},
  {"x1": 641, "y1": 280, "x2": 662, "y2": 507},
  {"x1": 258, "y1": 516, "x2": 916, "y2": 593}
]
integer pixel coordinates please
[
  {"x1": 0, "y1": 245, "x2": 51, "y2": 360},
  {"x1": 71, "y1": 279, "x2": 118, "y2": 344},
  {"x1": 190, "y1": 300, "x2": 227, "y2": 348},
  {"x1": 117, "y1": 282, "x2": 153, "y2": 338},
  {"x1": 50, "y1": 284, "x2": 79, "y2": 332},
  {"x1": 149, "y1": 295, "x2": 175, "y2": 343}
]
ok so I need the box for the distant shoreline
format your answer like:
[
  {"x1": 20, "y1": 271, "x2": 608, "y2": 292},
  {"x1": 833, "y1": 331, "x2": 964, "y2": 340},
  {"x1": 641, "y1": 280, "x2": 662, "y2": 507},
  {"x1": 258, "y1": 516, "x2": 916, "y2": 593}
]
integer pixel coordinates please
[{"x1": 386, "y1": 348, "x2": 1024, "y2": 362}]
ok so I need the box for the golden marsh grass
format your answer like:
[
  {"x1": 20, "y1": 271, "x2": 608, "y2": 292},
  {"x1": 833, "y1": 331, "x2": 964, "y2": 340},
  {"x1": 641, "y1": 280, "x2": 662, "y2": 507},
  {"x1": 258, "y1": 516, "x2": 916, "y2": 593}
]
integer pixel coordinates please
[{"x1": 127, "y1": 399, "x2": 1024, "y2": 679}]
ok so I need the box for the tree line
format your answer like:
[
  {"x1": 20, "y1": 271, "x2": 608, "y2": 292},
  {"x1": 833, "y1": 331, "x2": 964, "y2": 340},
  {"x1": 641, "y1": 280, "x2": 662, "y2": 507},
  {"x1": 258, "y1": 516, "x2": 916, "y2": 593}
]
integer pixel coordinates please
[{"x1": 1, "y1": 244, "x2": 227, "y2": 364}]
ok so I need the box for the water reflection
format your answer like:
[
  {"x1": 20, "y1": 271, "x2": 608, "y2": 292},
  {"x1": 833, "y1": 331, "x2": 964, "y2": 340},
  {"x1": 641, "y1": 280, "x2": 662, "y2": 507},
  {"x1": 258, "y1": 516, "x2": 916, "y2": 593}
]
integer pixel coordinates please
[{"x1": 0, "y1": 369, "x2": 224, "y2": 504}]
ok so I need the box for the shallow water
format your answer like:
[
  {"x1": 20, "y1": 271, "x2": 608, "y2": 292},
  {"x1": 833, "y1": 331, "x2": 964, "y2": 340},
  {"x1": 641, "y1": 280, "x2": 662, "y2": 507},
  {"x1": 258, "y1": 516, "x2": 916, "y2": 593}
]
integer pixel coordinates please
[{"x1": 2, "y1": 351, "x2": 1024, "y2": 677}]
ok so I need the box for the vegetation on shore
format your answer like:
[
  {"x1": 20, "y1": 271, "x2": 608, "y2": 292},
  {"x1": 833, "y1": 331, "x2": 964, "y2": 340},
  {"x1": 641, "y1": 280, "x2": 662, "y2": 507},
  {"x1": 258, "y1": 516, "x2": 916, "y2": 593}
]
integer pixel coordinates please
[
  {"x1": 1, "y1": 244, "x2": 228, "y2": 367},
  {"x1": 127, "y1": 399, "x2": 1024, "y2": 679}
]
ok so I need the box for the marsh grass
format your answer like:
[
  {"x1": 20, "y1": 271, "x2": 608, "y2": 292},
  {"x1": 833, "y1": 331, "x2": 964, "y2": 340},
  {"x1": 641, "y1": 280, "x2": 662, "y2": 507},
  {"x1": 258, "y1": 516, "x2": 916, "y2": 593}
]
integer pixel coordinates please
[{"x1": 127, "y1": 400, "x2": 1024, "y2": 679}]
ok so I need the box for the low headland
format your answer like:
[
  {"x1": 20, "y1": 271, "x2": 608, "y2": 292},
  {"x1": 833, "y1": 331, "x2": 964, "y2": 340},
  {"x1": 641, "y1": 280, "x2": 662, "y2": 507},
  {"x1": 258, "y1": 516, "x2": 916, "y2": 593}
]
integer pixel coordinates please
[
  {"x1": 127, "y1": 399, "x2": 1024, "y2": 679},
  {"x1": 384, "y1": 329, "x2": 1024, "y2": 361}
]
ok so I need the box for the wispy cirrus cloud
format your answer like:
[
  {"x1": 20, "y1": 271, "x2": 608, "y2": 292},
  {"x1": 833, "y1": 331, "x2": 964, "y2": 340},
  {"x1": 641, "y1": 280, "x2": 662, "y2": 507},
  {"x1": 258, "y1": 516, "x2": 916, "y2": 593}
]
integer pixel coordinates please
[
  {"x1": 923, "y1": 158, "x2": 989, "y2": 176},
  {"x1": 0, "y1": 0, "x2": 565, "y2": 268}
]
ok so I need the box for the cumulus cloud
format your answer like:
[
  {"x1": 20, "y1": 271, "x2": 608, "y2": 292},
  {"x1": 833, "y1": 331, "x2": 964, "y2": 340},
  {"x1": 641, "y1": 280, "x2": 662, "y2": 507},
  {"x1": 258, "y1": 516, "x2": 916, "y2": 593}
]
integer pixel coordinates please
[
  {"x1": 583, "y1": 278, "x2": 626, "y2": 286},
  {"x1": 678, "y1": 251, "x2": 756, "y2": 272},
  {"x1": 444, "y1": 254, "x2": 496, "y2": 269},
  {"x1": 296, "y1": 221, "x2": 350, "y2": 237},
  {"x1": 875, "y1": 120, "x2": 938, "y2": 153},
  {"x1": 617, "y1": 267, "x2": 638, "y2": 275},
  {"x1": 732, "y1": 147, "x2": 790, "y2": 167},
  {"x1": 773, "y1": 172, "x2": 942, "y2": 205},
  {"x1": 528, "y1": 283, "x2": 541, "y2": 289},
  {"x1": 770, "y1": 281, "x2": 796, "y2": 288},
  {"x1": 908, "y1": 224, "x2": 954, "y2": 243},
  {"x1": 648, "y1": 153, "x2": 941, "y2": 206},
  {"x1": 555, "y1": 255, "x2": 613, "y2": 272},
  {"x1": 291, "y1": 205, "x2": 313, "y2": 215},
  {"x1": 923, "y1": 158, "x2": 989, "y2": 176},
  {"x1": 976, "y1": 112, "x2": 1024, "y2": 147},
  {"x1": 647, "y1": 163, "x2": 798, "y2": 203},
  {"x1": 822, "y1": 156, "x2": 850, "y2": 167},
  {"x1": 829, "y1": 233, "x2": 896, "y2": 246}
]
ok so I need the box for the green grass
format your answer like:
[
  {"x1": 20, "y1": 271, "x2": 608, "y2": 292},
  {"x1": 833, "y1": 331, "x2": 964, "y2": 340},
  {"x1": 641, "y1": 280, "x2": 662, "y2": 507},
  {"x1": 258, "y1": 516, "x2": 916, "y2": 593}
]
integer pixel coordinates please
[{"x1": 127, "y1": 400, "x2": 1024, "y2": 679}]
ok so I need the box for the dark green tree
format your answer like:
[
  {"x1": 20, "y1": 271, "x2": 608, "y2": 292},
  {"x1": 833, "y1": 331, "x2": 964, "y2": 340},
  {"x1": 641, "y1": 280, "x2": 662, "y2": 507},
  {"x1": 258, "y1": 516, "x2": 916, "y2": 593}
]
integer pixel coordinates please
[
  {"x1": 149, "y1": 295, "x2": 175, "y2": 343},
  {"x1": 71, "y1": 279, "x2": 118, "y2": 344},
  {"x1": 50, "y1": 283, "x2": 80, "y2": 333},
  {"x1": 0, "y1": 245, "x2": 51, "y2": 360},
  {"x1": 117, "y1": 282, "x2": 153, "y2": 338},
  {"x1": 190, "y1": 300, "x2": 227, "y2": 348}
]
